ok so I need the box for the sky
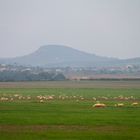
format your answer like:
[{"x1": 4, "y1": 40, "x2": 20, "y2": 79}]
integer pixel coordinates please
[{"x1": 0, "y1": 0, "x2": 140, "y2": 59}]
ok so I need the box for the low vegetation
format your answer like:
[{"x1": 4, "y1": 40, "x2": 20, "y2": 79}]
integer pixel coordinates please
[
  {"x1": 0, "y1": 81, "x2": 140, "y2": 139},
  {"x1": 0, "y1": 71, "x2": 66, "y2": 81}
]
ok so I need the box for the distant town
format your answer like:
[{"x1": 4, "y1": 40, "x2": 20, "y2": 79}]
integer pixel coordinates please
[{"x1": 0, "y1": 63, "x2": 140, "y2": 81}]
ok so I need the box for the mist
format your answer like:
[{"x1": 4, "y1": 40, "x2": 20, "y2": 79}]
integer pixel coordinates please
[{"x1": 0, "y1": 0, "x2": 140, "y2": 59}]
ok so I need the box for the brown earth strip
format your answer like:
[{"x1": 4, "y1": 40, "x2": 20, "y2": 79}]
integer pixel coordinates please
[
  {"x1": 0, "y1": 125, "x2": 127, "y2": 133},
  {"x1": 0, "y1": 81, "x2": 140, "y2": 89}
]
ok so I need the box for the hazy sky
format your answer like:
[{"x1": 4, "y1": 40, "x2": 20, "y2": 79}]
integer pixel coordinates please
[{"x1": 0, "y1": 0, "x2": 140, "y2": 59}]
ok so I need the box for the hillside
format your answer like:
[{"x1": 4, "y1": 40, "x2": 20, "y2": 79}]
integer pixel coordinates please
[{"x1": 0, "y1": 45, "x2": 140, "y2": 67}]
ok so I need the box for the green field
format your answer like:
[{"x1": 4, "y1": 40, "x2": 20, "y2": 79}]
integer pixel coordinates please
[{"x1": 0, "y1": 81, "x2": 140, "y2": 140}]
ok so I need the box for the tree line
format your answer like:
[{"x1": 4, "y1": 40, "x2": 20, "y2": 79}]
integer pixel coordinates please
[{"x1": 0, "y1": 71, "x2": 66, "y2": 81}]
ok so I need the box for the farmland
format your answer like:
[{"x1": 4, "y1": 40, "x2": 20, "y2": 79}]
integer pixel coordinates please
[{"x1": 0, "y1": 81, "x2": 140, "y2": 140}]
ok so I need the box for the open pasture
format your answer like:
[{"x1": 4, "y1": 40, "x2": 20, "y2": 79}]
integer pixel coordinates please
[{"x1": 0, "y1": 81, "x2": 140, "y2": 140}]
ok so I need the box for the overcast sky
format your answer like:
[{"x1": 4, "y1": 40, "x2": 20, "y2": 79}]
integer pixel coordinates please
[{"x1": 0, "y1": 0, "x2": 140, "y2": 59}]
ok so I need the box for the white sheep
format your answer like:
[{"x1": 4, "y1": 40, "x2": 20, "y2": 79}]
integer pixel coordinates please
[
  {"x1": 93, "y1": 103, "x2": 106, "y2": 108},
  {"x1": 131, "y1": 102, "x2": 138, "y2": 106},
  {"x1": 39, "y1": 100, "x2": 44, "y2": 103},
  {"x1": 115, "y1": 103, "x2": 124, "y2": 107}
]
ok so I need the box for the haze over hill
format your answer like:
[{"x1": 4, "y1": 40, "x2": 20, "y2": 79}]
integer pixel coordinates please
[
  {"x1": 1, "y1": 0, "x2": 140, "y2": 59},
  {"x1": 0, "y1": 45, "x2": 140, "y2": 67}
]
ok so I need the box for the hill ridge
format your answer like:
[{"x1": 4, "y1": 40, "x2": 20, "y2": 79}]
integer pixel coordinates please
[{"x1": 0, "y1": 45, "x2": 140, "y2": 67}]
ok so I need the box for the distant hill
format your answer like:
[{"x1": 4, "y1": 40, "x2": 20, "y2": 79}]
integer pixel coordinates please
[{"x1": 0, "y1": 45, "x2": 140, "y2": 67}]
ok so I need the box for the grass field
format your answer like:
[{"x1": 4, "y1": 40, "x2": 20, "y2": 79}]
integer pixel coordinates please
[{"x1": 0, "y1": 81, "x2": 140, "y2": 140}]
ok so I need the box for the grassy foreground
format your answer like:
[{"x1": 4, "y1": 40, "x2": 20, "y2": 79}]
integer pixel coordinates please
[{"x1": 0, "y1": 81, "x2": 140, "y2": 140}]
